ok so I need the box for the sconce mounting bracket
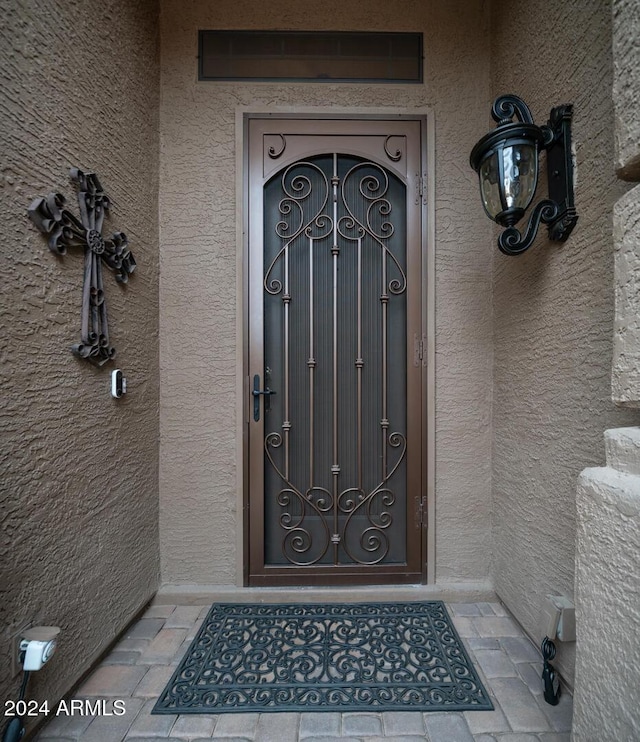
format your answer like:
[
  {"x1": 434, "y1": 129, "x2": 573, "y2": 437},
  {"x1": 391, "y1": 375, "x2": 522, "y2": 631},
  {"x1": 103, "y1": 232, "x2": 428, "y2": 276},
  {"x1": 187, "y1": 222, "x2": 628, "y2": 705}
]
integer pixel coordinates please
[{"x1": 545, "y1": 104, "x2": 578, "y2": 243}]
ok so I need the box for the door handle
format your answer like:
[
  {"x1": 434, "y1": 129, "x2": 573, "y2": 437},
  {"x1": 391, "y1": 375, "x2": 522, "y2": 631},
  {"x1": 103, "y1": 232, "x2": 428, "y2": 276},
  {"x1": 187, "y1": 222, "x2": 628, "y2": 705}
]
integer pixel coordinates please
[{"x1": 252, "y1": 374, "x2": 276, "y2": 422}]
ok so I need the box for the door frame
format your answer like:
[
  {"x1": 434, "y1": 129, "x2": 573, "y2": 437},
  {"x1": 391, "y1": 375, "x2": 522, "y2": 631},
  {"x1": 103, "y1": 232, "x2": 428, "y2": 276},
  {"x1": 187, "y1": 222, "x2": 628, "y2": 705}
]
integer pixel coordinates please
[{"x1": 238, "y1": 108, "x2": 435, "y2": 585}]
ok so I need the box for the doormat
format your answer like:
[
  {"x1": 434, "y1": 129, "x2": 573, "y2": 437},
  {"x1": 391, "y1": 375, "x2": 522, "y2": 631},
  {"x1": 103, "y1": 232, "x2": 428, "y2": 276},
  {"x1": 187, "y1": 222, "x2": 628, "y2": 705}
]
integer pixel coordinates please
[{"x1": 152, "y1": 601, "x2": 493, "y2": 714}]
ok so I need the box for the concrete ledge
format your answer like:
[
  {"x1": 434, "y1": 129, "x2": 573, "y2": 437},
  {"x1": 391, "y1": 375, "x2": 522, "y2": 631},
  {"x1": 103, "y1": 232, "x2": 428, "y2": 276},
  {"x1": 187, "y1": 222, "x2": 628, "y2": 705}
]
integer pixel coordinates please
[
  {"x1": 578, "y1": 465, "x2": 640, "y2": 517},
  {"x1": 605, "y1": 427, "x2": 640, "y2": 476},
  {"x1": 153, "y1": 580, "x2": 496, "y2": 605},
  {"x1": 617, "y1": 154, "x2": 640, "y2": 182}
]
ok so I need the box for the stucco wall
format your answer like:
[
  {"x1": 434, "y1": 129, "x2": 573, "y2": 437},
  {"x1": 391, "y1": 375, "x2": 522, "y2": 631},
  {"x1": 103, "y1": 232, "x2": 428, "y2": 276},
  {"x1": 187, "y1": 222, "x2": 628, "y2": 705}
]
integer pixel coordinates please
[
  {"x1": 490, "y1": 0, "x2": 640, "y2": 686},
  {"x1": 613, "y1": 0, "x2": 640, "y2": 180},
  {"x1": 612, "y1": 184, "x2": 640, "y2": 405},
  {"x1": 611, "y1": 0, "x2": 640, "y2": 404},
  {"x1": 572, "y1": 0, "x2": 640, "y2": 735},
  {"x1": 0, "y1": 0, "x2": 160, "y2": 716},
  {"x1": 573, "y1": 430, "x2": 640, "y2": 741},
  {"x1": 159, "y1": 0, "x2": 494, "y2": 585}
]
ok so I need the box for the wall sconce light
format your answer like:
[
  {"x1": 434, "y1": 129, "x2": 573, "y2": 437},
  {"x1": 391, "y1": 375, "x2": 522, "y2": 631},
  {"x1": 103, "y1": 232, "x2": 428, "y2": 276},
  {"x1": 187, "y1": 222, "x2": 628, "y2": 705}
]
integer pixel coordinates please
[{"x1": 470, "y1": 94, "x2": 578, "y2": 255}]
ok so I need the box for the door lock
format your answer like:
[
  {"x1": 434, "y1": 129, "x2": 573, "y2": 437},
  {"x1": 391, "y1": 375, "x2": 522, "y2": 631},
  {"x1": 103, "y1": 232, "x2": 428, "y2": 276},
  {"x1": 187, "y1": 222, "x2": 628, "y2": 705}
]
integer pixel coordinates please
[{"x1": 252, "y1": 374, "x2": 276, "y2": 422}]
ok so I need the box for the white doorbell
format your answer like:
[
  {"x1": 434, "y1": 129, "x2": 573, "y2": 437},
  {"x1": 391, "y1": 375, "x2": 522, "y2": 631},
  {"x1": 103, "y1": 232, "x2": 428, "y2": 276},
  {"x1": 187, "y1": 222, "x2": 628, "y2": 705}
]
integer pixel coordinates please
[{"x1": 111, "y1": 369, "x2": 127, "y2": 398}]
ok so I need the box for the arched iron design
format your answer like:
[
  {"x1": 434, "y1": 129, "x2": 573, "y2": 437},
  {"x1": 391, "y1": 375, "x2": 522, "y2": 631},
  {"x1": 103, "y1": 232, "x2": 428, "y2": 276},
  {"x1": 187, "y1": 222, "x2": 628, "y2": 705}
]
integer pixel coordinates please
[
  {"x1": 264, "y1": 161, "x2": 331, "y2": 296},
  {"x1": 263, "y1": 154, "x2": 407, "y2": 567},
  {"x1": 339, "y1": 162, "x2": 407, "y2": 295}
]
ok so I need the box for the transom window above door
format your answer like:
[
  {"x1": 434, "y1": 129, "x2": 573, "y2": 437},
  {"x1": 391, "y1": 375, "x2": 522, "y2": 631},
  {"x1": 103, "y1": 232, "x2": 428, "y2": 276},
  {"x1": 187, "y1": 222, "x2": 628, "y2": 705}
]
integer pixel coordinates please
[{"x1": 198, "y1": 31, "x2": 423, "y2": 82}]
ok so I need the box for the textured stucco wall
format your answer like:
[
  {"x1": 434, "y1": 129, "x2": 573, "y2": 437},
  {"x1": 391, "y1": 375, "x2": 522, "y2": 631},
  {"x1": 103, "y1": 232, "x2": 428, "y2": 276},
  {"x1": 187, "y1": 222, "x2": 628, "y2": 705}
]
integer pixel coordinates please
[
  {"x1": 0, "y1": 0, "x2": 160, "y2": 716},
  {"x1": 611, "y1": 0, "x2": 640, "y2": 405},
  {"x1": 573, "y1": 429, "x2": 640, "y2": 741},
  {"x1": 159, "y1": 0, "x2": 494, "y2": 585},
  {"x1": 613, "y1": 0, "x2": 640, "y2": 180},
  {"x1": 572, "y1": 1, "x2": 640, "y2": 735},
  {"x1": 612, "y1": 185, "x2": 640, "y2": 406},
  {"x1": 490, "y1": 0, "x2": 640, "y2": 686}
]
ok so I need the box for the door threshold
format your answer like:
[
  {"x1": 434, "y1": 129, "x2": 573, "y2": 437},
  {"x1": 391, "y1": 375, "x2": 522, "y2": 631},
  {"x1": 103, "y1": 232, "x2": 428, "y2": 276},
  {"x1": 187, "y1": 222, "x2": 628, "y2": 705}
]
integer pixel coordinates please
[{"x1": 154, "y1": 580, "x2": 496, "y2": 606}]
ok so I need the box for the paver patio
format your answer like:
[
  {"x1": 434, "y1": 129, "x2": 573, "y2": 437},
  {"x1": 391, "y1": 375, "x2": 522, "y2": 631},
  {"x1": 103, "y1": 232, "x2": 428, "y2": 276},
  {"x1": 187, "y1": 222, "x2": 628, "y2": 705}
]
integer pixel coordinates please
[{"x1": 33, "y1": 602, "x2": 572, "y2": 742}]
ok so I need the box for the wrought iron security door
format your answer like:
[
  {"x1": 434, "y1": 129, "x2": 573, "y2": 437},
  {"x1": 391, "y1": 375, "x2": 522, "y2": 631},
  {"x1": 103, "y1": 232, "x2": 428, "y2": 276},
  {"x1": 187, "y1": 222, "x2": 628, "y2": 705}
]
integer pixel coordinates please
[{"x1": 247, "y1": 118, "x2": 426, "y2": 585}]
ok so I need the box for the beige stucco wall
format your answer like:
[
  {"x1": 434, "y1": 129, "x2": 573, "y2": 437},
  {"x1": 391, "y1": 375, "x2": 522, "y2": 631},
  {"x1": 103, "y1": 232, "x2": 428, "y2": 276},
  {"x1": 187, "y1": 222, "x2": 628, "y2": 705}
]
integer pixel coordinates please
[
  {"x1": 490, "y1": 0, "x2": 640, "y2": 687},
  {"x1": 613, "y1": 0, "x2": 640, "y2": 180},
  {"x1": 611, "y1": 0, "x2": 640, "y2": 404},
  {"x1": 159, "y1": 0, "x2": 494, "y2": 586},
  {"x1": 0, "y1": 0, "x2": 160, "y2": 717},
  {"x1": 612, "y1": 184, "x2": 640, "y2": 405},
  {"x1": 573, "y1": 429, "x2": 640, "y2": 741},
  {"x1": 572, "y1": 0, "x2": 640, "y2": 736}
]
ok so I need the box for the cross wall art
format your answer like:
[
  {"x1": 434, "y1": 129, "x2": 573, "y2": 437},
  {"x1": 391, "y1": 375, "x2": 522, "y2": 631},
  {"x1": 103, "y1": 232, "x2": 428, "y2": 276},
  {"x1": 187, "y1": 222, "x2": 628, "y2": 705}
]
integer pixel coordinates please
[{"x1": 28, "y1": 168, "x2": 136, "y2": 367}]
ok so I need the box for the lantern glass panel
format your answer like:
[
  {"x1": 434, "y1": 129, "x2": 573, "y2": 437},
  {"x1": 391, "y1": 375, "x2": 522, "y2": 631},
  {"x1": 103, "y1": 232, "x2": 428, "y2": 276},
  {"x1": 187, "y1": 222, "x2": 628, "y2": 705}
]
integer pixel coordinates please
[
  {"x1": 479, "y1": 151, "x2": 502, "y2": 219},
  {"x1": 502, "y1": 143, "x2": 537, "y2": 211}
]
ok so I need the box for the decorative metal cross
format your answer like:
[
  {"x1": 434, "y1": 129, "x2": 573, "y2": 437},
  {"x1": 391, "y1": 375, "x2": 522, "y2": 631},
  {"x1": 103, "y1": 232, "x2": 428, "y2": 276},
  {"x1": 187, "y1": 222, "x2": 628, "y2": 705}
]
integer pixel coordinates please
[{"x1": 28, "y1": 168, "x2": 136, "y2": 367}]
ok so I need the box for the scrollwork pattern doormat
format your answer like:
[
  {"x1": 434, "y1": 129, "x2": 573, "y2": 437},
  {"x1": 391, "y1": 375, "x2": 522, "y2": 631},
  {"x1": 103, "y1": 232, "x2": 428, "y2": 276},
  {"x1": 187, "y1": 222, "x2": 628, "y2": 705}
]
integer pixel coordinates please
[{"x1": 152, "y1": 601, "x2": 493, "y2": 713}]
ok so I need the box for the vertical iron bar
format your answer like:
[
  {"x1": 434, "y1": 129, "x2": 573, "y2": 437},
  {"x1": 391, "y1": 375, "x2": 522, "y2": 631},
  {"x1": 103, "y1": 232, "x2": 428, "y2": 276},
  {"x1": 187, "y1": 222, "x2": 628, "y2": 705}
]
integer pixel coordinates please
[
  {"x1": 357, "y1": 236, "x2": 363, "y2": 492},
  {"x1": 284, "y1": 241, "x2": 290, "y2": 480},
  {"x1": 308, "y1": 235, "x2": 315, "y2": 490},
  {"x1": 332, "y1": 154, "x2": 340, "y2": 564},
  {"x1": 381, "y1": 232, "x2": 389, "y2": 479}
]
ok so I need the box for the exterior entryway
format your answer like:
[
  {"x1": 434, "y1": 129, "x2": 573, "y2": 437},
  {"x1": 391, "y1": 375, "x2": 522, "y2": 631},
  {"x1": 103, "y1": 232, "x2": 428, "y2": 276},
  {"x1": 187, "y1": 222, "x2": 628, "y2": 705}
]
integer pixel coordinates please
[
  {"x1": 246, "y1": 117, "x2": 428, "y2": 586},
  {"x1": 32, "y1": 598, "x2": 572, "y2": 740}
]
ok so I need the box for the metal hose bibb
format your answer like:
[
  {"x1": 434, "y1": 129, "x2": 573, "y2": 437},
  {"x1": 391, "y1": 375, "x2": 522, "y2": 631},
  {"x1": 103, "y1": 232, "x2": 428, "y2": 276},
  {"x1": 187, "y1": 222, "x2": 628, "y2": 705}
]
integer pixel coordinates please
[{"x1": 541, "y1": 636, "x2": 561, "y2": 705}]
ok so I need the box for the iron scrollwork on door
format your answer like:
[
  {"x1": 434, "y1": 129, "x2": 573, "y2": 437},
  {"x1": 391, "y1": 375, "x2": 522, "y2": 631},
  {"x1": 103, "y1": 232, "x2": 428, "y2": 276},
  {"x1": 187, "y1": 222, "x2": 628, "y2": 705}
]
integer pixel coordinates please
[
  {"x1": 262, "y1": 154, "x2": 407, "y2": 567},
  {"x1": 28, "y1": 168, "x2": 135, "y2": 366}
]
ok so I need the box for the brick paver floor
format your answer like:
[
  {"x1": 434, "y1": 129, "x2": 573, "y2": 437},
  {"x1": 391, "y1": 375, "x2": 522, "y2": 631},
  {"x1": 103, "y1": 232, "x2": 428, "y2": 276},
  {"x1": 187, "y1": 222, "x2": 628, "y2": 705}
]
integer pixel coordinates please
[{"x1": 33, "y1": 601, "x2": 572, "y2": 742}]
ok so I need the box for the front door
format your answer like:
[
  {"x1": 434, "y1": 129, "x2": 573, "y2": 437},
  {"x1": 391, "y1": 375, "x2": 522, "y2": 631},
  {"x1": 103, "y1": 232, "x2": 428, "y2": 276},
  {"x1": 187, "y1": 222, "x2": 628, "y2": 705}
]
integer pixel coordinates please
[{"x1": 246, "y1": 117, "x2": 426, "y2": 585}]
